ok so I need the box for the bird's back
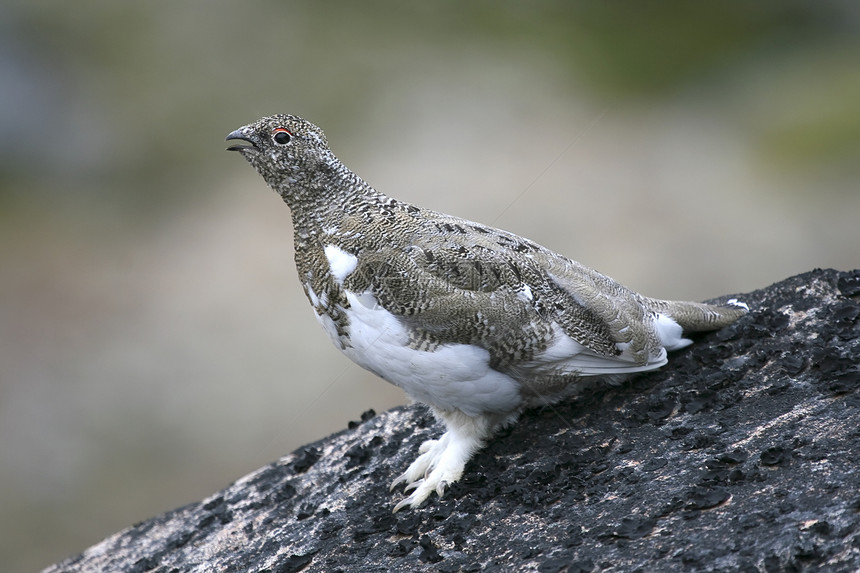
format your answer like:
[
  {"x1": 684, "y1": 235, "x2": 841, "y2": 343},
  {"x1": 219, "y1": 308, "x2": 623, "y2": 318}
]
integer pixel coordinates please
[{"x1": 310, "y1": 201, "x2": 747, "y2": 405}]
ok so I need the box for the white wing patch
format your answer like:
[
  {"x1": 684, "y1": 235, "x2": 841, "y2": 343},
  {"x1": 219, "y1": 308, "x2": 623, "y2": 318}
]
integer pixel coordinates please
[
  {"x1": 324, "y1": 244, "x2": 358, "y2": 285},
  {"x1": 523, "y1": 323, "x2": 668, "y2": 377},
  {"x1": 516, "y1": 283, "x2": 534, "y2": 302},
  {"x1": 654, "y1": 313, "x2": 692, "y2": 351}
]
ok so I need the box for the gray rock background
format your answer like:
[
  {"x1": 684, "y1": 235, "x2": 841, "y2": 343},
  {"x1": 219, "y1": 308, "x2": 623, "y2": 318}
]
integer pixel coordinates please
[
  {"x1": 44, "y1": 269, "x2": 860, "y2": 572},
  {"x1": 2, "y1": 3, "x2": 859, "y2": 570}
]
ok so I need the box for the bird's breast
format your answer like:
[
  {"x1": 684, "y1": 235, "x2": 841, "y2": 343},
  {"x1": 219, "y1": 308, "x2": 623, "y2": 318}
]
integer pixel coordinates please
[
  {"x1": 300, "y1": 243, "x2": 522, "y2": 415},
  {"x1": 336, "y1": 288, "x2": 523, "y2": 415}
]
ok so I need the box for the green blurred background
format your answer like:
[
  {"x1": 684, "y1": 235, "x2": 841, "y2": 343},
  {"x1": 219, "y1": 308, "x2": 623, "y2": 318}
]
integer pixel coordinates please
[{"x1": 2, "y1": 1, "x2": 858, "y2": 570}]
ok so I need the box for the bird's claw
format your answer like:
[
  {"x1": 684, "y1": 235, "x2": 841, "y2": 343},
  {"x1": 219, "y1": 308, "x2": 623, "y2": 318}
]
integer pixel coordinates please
[
  {"x1": 391, "y1": 478, "x2": 450, "y2": 513},
  {"x1": 403, "y1": 479, "x2": 422, "y2": 493},
  {"x1": 389, "y1": 473, "x2": 408, "y2": 492},
  {"x1": 388, "y1": 430, "x2": 470, "y2": 511}
]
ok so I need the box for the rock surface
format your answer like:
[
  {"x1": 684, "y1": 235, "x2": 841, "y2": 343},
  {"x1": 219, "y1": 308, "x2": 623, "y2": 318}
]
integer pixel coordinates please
[{"x1": 45, "y1": 269, "x2": 860, "y2": 573}]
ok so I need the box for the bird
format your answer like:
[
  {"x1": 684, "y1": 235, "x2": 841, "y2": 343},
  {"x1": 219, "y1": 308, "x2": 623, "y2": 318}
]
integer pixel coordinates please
[{"x1": 226, "y1": 114, "x2": 749, "y2": 512}]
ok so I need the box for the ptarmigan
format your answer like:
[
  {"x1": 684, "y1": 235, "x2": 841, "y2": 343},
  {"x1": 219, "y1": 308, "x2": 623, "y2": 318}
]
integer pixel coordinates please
[{"x1": 226, "y1": 114, "x2": 749, "y2": 511}]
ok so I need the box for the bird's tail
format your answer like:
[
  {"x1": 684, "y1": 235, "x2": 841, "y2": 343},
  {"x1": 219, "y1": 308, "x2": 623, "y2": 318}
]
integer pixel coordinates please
[{"x1": 646, "y1": 297, "x2": 750, "y2": 333}]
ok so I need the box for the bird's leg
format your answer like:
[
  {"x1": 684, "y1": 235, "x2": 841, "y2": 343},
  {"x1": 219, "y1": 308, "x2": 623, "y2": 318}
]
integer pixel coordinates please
[
  {"x1": 390, "y1": 409, "x2": 494, "y2": 512},
  {"x1": 389, "y1": 435, "x2": 448, "y2": 492}
]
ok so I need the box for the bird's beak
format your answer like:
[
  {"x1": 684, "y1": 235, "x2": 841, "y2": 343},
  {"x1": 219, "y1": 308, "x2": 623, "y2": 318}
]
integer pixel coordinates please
[{"x1": 226, "y1": 128, "x2": 258, "y2": 152}]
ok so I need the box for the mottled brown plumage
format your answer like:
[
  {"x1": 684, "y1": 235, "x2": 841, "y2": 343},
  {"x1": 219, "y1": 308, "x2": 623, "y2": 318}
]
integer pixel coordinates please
[{"x1": 227, "y1": 114, "x2": 748, "y2": 510}]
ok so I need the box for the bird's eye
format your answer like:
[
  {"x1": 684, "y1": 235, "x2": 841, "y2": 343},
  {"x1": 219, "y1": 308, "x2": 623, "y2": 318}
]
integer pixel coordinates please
[{"x1": 272, "y1": 129, "x2": 292, "y2": 145}]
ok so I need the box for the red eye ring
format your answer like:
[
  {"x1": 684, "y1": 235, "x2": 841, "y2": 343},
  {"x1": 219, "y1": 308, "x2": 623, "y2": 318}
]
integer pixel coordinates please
[{"x1": 272, "y1": 128, "x2": 292, "y2": 145}]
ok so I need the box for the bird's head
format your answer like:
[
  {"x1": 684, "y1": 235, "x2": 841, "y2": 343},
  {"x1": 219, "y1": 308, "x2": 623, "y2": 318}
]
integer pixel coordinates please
[{"x1": 226, "y1": 114, "x2": 336, "y2": 194}]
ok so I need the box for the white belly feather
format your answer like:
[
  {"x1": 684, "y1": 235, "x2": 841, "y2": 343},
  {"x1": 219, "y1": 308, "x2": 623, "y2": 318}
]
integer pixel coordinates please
[
  {"x1": 338, "y1": 289, "x2": 522, "y2": 416},
  {"x1": 310, "y1": 244, "x2": 522, "y2": 416}
]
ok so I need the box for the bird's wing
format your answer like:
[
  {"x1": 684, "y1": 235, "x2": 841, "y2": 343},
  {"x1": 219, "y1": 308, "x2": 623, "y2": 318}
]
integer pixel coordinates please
[{"x1": 341, "y1": 216, "x2": 667, "y2": 375}]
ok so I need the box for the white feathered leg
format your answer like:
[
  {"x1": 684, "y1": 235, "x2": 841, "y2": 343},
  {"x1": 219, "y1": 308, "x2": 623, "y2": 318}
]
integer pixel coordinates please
[{"x1": 390, "y1": 409, "x2": 495, "y2": 512}]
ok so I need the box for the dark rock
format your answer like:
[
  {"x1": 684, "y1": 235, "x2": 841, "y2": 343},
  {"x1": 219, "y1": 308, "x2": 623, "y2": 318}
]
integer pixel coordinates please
[{"x1": 44, "y1": 269, "x2": 860, "y2": 572}]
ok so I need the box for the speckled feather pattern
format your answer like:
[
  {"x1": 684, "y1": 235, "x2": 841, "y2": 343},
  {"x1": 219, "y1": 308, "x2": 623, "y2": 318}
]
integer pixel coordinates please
[{"x1": 226, "y1": 114, "x2": 748, "y2": 510}]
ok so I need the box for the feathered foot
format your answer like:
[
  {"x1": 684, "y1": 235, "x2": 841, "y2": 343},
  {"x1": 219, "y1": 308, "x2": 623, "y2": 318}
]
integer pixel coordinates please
[{"x1": 390, "y1": 410, "x2": 495, "y2": 512}]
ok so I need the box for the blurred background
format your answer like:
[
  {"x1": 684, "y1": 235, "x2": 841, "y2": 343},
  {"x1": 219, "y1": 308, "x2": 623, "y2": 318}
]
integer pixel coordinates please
[{"x1": 2, "y1": 1, "x2": 858, "y2": 570}]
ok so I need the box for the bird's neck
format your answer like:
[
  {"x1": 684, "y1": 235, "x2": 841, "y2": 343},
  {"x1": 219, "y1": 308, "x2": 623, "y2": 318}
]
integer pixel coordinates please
[{"x1": 279, "y1": 160, "x2": 387, "y2": 251}]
